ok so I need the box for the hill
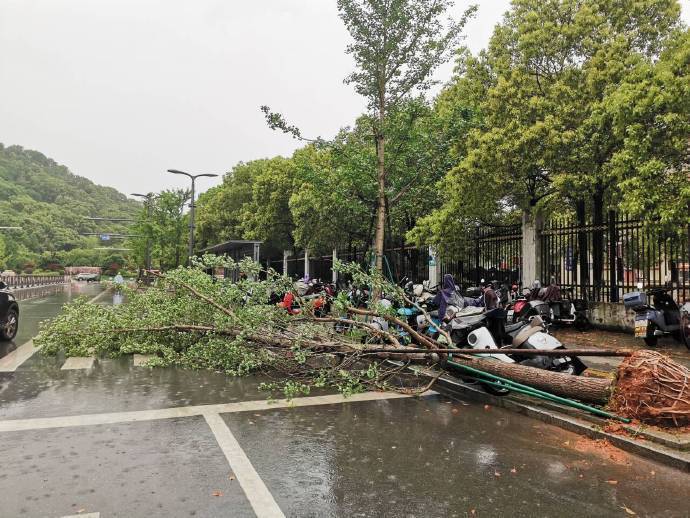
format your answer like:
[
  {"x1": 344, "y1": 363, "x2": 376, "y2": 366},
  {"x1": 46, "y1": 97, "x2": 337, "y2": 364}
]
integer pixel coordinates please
[{"x1": 0, "y1": 143, "x2": 141, "y2": 272}]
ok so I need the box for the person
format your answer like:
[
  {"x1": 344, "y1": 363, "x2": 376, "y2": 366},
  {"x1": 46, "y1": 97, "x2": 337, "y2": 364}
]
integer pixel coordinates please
[
  {"x1": 542, "y1": 277, "x2": 562, "y2": 302},
  {"x1": 528, "y1": 279, "x2": 543, "y2": 301},
  {"x1": 509, "y1": 283, "x2": 520, "y2": 302},
  {"x1": 482, "y1": 280, "x2": 499, "y2": 310},
  {"x1": 433, "y1": 273, "x2": 464, "y2": 321}
]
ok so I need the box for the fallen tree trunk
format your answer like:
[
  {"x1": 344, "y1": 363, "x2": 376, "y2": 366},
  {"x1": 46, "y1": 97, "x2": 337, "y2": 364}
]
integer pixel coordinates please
[
  {"x1": 446, "y1": 355, "x2": 613, "y2": 404},
  {"x1": 359, "y1": 348, "x2": 634, "y2": 357}
]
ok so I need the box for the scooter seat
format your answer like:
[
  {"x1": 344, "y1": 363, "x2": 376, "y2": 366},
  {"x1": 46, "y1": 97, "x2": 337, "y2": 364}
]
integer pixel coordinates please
[
  {"x1": 449, "y1": 314, "x2": 486, "y2": 329},
  {"x1": 505, "y1": 322, "x2": 526, "y2": 334}
]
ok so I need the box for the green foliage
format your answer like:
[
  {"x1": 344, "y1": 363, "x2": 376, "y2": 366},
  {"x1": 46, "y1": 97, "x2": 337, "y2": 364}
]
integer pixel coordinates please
[
  {"x1": 130, "y1": 189, "x2": 189, "y2": 270},
  {"x1": 35, "y1": 256, "x2": 423, "y2": 400},
  {"x1": 415, "y1": 0, "x2": 688, "y2": 250},
  {"x1": 0, "y1": 144, "x2": 139, "y2": 271}
]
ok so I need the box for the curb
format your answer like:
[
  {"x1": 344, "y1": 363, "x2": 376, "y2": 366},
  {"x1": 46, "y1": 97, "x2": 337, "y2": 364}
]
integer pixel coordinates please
[{"x1": 431, "y1": 372, "x2": 690, "y2": 473}]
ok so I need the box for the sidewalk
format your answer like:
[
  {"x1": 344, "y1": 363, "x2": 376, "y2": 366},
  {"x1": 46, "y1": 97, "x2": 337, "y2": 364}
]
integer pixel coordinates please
[{"x1": 553, "y1": 327, "x2": 690, "y2": 371}]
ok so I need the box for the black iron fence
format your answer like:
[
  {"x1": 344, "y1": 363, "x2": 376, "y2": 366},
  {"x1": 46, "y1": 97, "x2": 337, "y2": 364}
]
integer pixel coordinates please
[
  {"x1": 236, "y1": 213, "x2": 690, "y2": 305},
  {"x1": 440, "y1": 225, "x2": 522, "y2": 290},
  {"x1": 541, "y1": 213, "x2": 690, "y2": 303}
]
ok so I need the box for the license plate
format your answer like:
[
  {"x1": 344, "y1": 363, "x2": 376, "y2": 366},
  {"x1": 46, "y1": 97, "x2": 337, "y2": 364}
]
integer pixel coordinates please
[{"x1": 635, "y1": 319, "x2": 648, "y2": 338}]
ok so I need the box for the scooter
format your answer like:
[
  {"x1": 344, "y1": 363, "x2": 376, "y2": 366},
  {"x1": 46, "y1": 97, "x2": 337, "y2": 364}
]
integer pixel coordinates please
[
  {"x1": 546, "y1": 288, "x2": 590, "y2": 331},
  {"x1": 444, "y1": 311, "x2": 586, "y2": 373},
  {"x1": 623, "y1": 284, "x2": 690, "y2": 349}
]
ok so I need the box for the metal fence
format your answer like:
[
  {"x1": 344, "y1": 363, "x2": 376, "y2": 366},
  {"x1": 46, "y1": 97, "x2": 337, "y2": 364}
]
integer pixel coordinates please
[
  {"x1": 541, "y1": 213, "x2": 690, "y2": 303},
  {"x1": 1, "y1": 275, "x2": 67, "y2": 288},
  {"x1": 440, "y1": 225, "x2": 523, "y2": 290}
]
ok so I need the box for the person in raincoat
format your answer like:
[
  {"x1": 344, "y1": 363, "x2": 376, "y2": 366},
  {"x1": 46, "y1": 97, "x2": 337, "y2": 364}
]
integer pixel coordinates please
[{"x1": 433, "y1": 274, "x2": 464, "y2": 321}]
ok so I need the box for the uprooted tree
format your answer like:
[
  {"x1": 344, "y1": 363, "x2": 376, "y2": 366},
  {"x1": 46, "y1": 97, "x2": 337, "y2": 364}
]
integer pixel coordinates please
[{"x1": 35, "y1": 255, "x2": 689, "y2": 426}]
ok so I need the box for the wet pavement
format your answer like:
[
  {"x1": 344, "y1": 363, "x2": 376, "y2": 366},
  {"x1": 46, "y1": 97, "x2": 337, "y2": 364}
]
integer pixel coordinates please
[
  {"x1": 554, "y1": 326, "x2": 690, "y2": 373},
  {"x1": 1, "y1": 287, "x2": 690, "y2": 517}
]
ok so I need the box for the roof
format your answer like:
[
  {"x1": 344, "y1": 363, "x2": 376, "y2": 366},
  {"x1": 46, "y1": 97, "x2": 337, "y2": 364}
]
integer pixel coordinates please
[{"x1": 200, "y1": 240, "x2": 263, "y2": 255}]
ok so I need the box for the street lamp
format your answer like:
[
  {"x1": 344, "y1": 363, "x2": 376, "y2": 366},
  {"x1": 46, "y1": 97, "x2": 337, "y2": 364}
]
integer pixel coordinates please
[
  {"x1": 166, "y1": 169, "x2": 218, "y2": 264},
  {"x1": 131, "y1": 192, "x2": 155, "y2": 272}
]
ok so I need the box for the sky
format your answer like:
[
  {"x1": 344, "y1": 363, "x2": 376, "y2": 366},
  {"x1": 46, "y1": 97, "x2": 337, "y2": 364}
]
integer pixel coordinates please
[{"x1": 1, "y1": 0, "x2": 689, "y2": 198}]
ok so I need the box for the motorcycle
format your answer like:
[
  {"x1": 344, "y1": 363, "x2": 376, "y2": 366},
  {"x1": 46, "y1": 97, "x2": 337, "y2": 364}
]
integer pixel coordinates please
[{"x1": 623, "y1": 284, "x2": 690, "y2": 349}]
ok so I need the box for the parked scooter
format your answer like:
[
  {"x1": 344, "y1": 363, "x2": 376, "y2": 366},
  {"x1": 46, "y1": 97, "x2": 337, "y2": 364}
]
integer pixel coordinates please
[
  {"x1": 443, "y1": 310, "x2": 586, "y2": 395},
  {"x1": 547, "y1": 288, "x2": 590, "y2": 331},
  {"x1": 623, "y1": 284, "x2": 690, "y2": 349},
  {"x1": 444, "y1": 308, "x2": 585, "y2": 369}
]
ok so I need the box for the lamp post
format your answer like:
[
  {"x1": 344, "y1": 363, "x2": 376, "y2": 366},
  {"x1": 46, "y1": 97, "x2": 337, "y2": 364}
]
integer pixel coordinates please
[
  {"x1": 131, "y1": 192, "x2": 155, "y2": 272},
  {"x1": 166, "y1": 169, "x2": 218, "y2": 264}
]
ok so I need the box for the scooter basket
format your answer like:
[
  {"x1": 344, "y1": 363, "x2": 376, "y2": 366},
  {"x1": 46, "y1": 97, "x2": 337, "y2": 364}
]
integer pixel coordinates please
[{"x1": 623, "y1": 291, "x2": 647, "y2": 310}]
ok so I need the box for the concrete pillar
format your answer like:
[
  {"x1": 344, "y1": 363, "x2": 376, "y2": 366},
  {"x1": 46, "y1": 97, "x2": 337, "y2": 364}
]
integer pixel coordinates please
[
  {"x1": 282, "y1": 250, "x2": 291, "y2": 276},
  {"x1": 252, "y1": 242, "x2": 260, "y2": 263},
  {"x1": 428, "y1": 246, "x2": 440, "y2": 286},
  {"x1": 304, "y1": 249, "x2": 310, "y2": 279},
  {"x1": 521, "y1": 210, "x2": 543, "y2": 287},
  {"x1": 332, "y1": 249, "x2": 338, "y2": 285}
]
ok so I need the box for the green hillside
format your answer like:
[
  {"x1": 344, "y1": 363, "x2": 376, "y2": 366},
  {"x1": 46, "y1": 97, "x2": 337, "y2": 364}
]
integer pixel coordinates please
[{"x1": 0, "y1": 143, "x2": 141, "y2": 272}]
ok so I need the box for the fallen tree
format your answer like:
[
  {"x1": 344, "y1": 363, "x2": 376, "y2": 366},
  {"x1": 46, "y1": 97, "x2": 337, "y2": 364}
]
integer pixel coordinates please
[{"x1": 35, "y1": 256, "x2": 689, "y2": 426}]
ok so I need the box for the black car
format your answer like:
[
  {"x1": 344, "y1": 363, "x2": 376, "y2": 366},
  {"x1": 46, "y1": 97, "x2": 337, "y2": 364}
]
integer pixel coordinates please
[{"x1": 0, "y1": 281, "x2": 19, "y2": 341}]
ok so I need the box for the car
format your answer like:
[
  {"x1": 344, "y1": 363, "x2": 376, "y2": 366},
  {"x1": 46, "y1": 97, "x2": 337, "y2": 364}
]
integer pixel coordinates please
[
  {"x1": 74, "y1": 273, "x2": 100, "y2": 282},
  {"x1": 0, "y1": 281, "x2": 19, "y2": 341}
]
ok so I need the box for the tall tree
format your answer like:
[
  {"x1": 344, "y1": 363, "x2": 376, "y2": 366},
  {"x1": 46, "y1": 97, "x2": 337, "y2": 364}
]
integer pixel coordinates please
[{"x1": 336, "y1": 0, "x2": 476, "y2": 273}]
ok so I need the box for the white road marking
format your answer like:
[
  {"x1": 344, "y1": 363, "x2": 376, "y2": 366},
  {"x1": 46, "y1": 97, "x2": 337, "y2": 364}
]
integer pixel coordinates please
[
  {"x1": 0, "y1": 289, "x2": 109, "y2": 372},
  {"x1": 61, "y1": 357, "x2": 96, "y2": 370},
  {"x1": 0, "y1": 391, "x2": 426, "y2": 432},
  {"x1": 60, "y1": 513, "x2": 100, "y2": 518},
  {"x1": 133, "y1": 354, "x2": 154, "y2": 366},
  {"x1": 0, "y1": 340, "x2": 39, "y2": 372},
  {"x1": 204, "y1": 412, "x2": 285, "y2": 518}
]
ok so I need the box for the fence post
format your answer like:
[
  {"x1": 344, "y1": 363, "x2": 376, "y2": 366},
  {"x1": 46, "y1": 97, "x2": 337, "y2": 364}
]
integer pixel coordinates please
[
  {"x1": 428, "y1": 246, "x2": 440, "y2": 287},
  {"x1": 521, "y1": 210, "x2": 543, "y2": 286},
  {"x1": 332, "y1": 249, "x2": 338, "y2": 285},
  {"x1": 474, "y1": 226, "x2": 481, "y2": 284},
  {"x1": 608, "y1": 211, "x2": 618, "y2": 302},
  {"x1": 304, "y1": 249, "x2": 310, "y2": 279}
]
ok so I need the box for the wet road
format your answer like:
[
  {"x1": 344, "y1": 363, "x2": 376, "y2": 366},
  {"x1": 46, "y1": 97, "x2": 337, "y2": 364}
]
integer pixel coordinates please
[{"x1": 1, "y1": 287, "x2": 689, "y2": 517}]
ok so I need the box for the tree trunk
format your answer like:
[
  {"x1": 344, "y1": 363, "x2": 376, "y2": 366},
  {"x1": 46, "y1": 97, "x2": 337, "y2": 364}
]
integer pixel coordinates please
[
  {"x1": 374, "y1": 130, "x2": 386, "y2": 275},
  {"x1": 449, "y1": 355, "x2": 613, "y2": 404}
]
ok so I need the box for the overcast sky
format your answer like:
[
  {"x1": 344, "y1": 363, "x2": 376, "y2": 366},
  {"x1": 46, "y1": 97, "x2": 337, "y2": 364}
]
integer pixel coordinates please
[{"x1": 1, "y1": 0, "x2": 689, "y2": 198}]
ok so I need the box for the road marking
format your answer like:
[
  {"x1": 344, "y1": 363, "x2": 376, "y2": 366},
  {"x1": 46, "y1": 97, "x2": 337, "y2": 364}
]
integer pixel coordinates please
[
  {"x1": 133, "y1": 354, "x2": 154, "y2": 366},
  {"x1": 204, "y1": 413, "x2": 285, "y2": 518},
  {"x1": 61, "y1": 357, "x2": 96, "y2": 370},
  {"x1": 0, "y1": 391, "x2": 427, "y2": 432},
  {"x1": 0, "y1": 288, "x2": 109, "y2": 372},
  {"x1": 60, "y1": 513, "x2": 100, "y2": 518},
  {"x1": 0, "y1": 340, "x2": 38, "y2": 372}
]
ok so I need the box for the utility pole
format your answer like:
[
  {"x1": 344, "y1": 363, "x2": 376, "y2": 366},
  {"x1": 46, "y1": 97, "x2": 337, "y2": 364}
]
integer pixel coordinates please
[
  {"x1": 167, "y1": 169, "x2": 218, "y2": 264},
  {"x1": 131, "y1": 192, "x2": 154, "y2": 272}
]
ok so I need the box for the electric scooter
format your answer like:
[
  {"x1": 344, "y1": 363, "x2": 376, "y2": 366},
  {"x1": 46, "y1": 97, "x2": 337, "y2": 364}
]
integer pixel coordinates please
[{"x1": 623, "y1": 284, "x2": 690, "y2": 349}]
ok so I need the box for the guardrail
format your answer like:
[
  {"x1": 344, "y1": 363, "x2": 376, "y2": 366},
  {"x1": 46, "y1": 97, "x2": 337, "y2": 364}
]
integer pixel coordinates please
[{"x1": 1, "y1": 275, "x2": 67, "y2": 288}]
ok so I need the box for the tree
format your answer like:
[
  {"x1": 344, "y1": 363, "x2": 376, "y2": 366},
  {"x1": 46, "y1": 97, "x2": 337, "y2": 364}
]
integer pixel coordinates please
[
  {"x1": 336, "y1": 0, "x2": 476, "y2": 273},
  {"x1": 416, "y1": 0, "x2": 685, "y2": 253},
  {"x1": 131, "y1": 190, "x2": 189, "y2": 271},
  {"x1": 263, "y1": 1, "x2": 475, "y2": 274},
  {"x1": 605, "y1": 27, "x2": 690, "y2": 230}
]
